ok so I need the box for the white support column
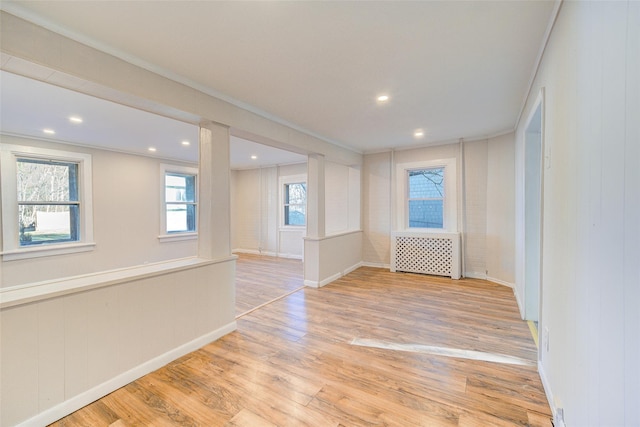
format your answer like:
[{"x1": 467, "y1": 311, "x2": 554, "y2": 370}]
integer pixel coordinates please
[
  {"x1": 306, "y1": 153, "x2": 326, "y2": 239},
  {"x1": 198, "y1": 121, "x2": 232, "y2": 260},
  {"x1": 304, "y1": 153, "x2": 325, "y2": 287}
]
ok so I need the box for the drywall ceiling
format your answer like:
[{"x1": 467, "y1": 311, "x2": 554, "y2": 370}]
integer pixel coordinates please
[
  {"x1": 0, "y1": 67, "x2": 306, "y2": 168},
  {"x1": 0, "y1": 1, "x2": 556, "y2": 154}
]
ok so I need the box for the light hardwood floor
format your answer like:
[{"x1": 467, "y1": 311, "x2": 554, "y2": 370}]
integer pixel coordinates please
[
  {"x1": 235, "y1": 253, "x2": 304, "y2": 317},
  {"x1": 50, "y1": 255, "x2": 551, "y2": 426}
]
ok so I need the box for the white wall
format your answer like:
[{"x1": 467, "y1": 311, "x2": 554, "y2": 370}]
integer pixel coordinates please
[
  {"x1": 0, "y1": 135, "x2": 198, "y2": 288},
  {"x1": 362, "y1": 152, "x2": 392, "y2": 267},
  {"x1": 515, "y1": 1, "x2": 639, "y2": 424},
  {"x1": 231, "y1": 163, "x2": 306, "y2": 258},
  {"x1": 1, "y1": 258, "x2": 236, "y2": 427},
  {"x1": 325, "y1": 161, "x2": 361, "y2": 235},
  {"x1": 362, "y1": 140, "x2": 505, "y2": 281},
  {"x1": 486, "y1": 133, "x2": 516, "y2": 285}
]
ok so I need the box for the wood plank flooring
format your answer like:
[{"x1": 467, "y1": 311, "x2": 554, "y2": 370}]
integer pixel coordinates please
[
  {"x1": 50, "y1": 256, "x2": 552, "y2": 426},
  {"x1": 235, "y1": 253, "x2": 303, "y2": 317}
]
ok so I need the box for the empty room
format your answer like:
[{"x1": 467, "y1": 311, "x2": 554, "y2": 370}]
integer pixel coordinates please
[{"x1": 0, "y1": 1, "x2": 638, "y2": 426}]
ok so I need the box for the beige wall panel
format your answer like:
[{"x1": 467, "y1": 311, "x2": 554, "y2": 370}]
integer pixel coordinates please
[
  {"x1": 1, "y1": 304, "x2": 39, "y2": 426},
  {"x1": 486, "y1": 133, "x2": 516, "y2": 284},
  {"x1": 37, "y1": 298, "x2": 66, "y2": 412}
]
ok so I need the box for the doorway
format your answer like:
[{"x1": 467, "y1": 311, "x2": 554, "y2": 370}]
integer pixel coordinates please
[{"x1": 524, "y1": 97, "x2": 544, "y2": 323}]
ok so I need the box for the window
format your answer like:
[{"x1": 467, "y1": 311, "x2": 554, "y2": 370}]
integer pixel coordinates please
[
  {"x1": 17, "y1": 158, "x2": 80, "y2": 245},
  {"x1": 284, "y1": 182, "x2": 307, "y2": 226},
  {"x1": 160, "y1": 164, "x2": 198, "y2": 240},
  {"x1": 408, "y1": 167, "x2": 444, "y2": 228},
  {"x1": 1, "y1": 144, "x2": 94, "y2": 260},
  {"x1": 396, "y1": 158, "x2": 457, "y2": 232}
]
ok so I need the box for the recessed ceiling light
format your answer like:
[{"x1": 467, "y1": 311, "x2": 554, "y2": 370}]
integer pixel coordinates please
[
  {"x1": 69, "y1": 116, "x2": 83, "y2": 124},
  {"x1": 377, "y1": 95, "x2": 389, "y2": 102},
  {"x1": 414, "y1": 129, "x2": 425, "y2": 138},
  {"x1": 251, "y1": 155, "x2": 258, "y2": 160},
  {"x1": 148, "y1": 147, "x2": 157, "y2": 152},
  {"x1": 181, "y1": 140, "x2": 190, "y2": 146},
  {"x1": 43, "y1": 128, "x2": 55, "y2": 135}
]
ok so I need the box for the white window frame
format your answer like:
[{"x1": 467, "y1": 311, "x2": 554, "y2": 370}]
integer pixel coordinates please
[
  {"x1": 159, "y1": 163, "x2": 198, "y2": 242},
  {"x1": 0, "y1": 144, "x2": 95, "y2": 261},
  {"x1": 279, "y1": 174, "x2": 307, "y2": 229},
  {"x1": 396, "y1": 158, "x2": 457, "y2": 232}
]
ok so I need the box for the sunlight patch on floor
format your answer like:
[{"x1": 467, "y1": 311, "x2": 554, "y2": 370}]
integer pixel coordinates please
[{"x1": 350, "y1": 338, "x2": 536, "y2": 366}]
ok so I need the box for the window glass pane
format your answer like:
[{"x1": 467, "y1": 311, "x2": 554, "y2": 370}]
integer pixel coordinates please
[
  {"x1": 285, "y1": 183, "x2": 306, "y2": 205},
  {"x1": 18, "y1": 204, "x2": 78, "y2": 245},
  {"x1": 284, "y1": 205, "x2": 306, "y2": 226},
  {"x1": 408, "y1": 200, "x2": 443, "y2": 228},
  {"x1": 408, "y1": 168, "x2": 444, "y2": 199},
  {"x1": 165, "y1": 174, "x2": 195, "y2": 203},
  {"x1": 17, "y1": 159, "x2": 78, "y2": 202},
  {"x1": 166, "y1": 204, "x2": 196, "y2": 232}
]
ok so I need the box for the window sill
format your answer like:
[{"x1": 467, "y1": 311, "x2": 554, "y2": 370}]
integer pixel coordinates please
[
  {"x1": 279, "y1": 226, "x2": 306, "y2": 231},
  {"x1": 158, "y1": 233, "x2": 198, "y2": 243},
  {"x1": 1, "y1": 242, "x2": 96, "y2": 261}
]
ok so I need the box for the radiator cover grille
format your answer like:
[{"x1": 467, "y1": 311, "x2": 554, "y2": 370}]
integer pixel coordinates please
[{"x1": 391, "y1": 232, "x2": 461, "y2": 279}]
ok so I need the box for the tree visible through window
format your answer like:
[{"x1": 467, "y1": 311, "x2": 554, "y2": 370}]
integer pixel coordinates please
[
  {"x1": 17, "y1": 158, "x2": 80, "y2": 245},
  {"x1": 284, "y1": 182, "x2": 306, "y2": 226},
  {"x1": 408, "y1": 167, "x2": 444, "y2": 228},
  {"x1": 165, "y1": 173, "x2": 196, "y2": 233}
]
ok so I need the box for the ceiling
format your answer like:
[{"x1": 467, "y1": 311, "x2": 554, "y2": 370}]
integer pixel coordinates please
[
  {"x1": 0, "y1": 1, "x2": 556, "y2": 159},
  {"x1": 0, "y1": 66, "x2": 307, "y2": 168}
]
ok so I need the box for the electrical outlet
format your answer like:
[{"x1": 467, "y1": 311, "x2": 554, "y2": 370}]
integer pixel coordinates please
[{"x1": 544, "y1": 327, "x2": 550, "y2": 352}]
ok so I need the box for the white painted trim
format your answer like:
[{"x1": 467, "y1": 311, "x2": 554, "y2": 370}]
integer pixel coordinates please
[
  {"x1": 302, "y1": 229, "x2": 362, "y2": 242},
  {"x1": 304, "y1": 261, "x2": 362, "y2": 288},
  {"x1": 362, "y1": 262, "x2": 391, "y2": 269},
  {"x1": 343, "y1": 261, "x2": 363, "y2": 276},
  {"x1": 463, "y1": 271, "x2": 488, "y2": 280},
  {"x1": 515, "y1": 0, "x2": 563, "y2": 130},
  {"x1": 1, "y1": 242, "x2": 96, "y2": 261},
  {"x1": 538, "y1": 361, "x2": 565, "y2": 427},
  {"x1": 232, "y1": 248, "x2": 277, "y2": 257},
  {"x1": 395, "y1": 158, "x2": 457, "y2": 232},
  {"x1": 0, "y1": 143, "x2": 95, "y2": 260},
  {"x1": 14, "y1": 321, "x2": 237, "y2": 427},
  {"x1": 158, "y1": 232, "x2": 198, "y2": 243},
  {"x1": 512, "y1": 283, "x2": 525, "y2": 320},
  {"x1": 486, "y1": 276, "x2": 515, "y2": 289},
  {"x1": 277, "y1": 252, "x2": 303, "y2": 260},
  {"x1": 0, "y1": 256, "x2": 237, "y2": 309}
]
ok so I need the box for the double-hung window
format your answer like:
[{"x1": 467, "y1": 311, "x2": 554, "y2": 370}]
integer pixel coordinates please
[
  {"x1": 280, "y1": 174, "x2": 307, "y2": 227},
  {"x1": 407, "y1": 167, "x2": 445, "y2": 228},
  {"x1": 17, "y1": 158, "x2": 80, "y2": 245},
  {"x1": 160, "y1": 164, "x2": 198, "y2": 240},
  {"x1": 1, "y1": 144, "x2": 94, "y2": 260},
  {"x1": 396, "y1": 158, "x2": 457, "y2": 231},
  {"x1": 284, "y1": 182, "x2": 306, "y2": 226}
]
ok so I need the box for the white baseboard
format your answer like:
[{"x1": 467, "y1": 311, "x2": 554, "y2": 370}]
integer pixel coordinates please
[
  {"x1": 538, "y1": 361, "x2": 565, "y2": 427},
  {"x1": 232, "y1": 248, "x2": 277, "y2": 257},
  {"x1": 277, "y1": 252, "x2": 303, "y2": 260},
  {"x1": 304, "y1": 261, "x2": 363, "y2": 288},
  {"x1": 463, "y1": 271, "x2": 487, "y2": 280},
  {"x1": 512, "y1": 284, "x2": 525, "y2": 320},
  {"x1": 361, "y1": 262, "x2": 391, "y2": 269},
  {"x1": 343, "y1": 261, "x2": 363, "y2": 275},
  {"x1": 17, "y1": 321, "x2": 237, "y2": 427},
  {"x1": 486, "y1": 276, "x2": 515, "y2": 289}
]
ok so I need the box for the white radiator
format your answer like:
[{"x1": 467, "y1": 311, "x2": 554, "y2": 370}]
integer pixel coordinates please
[{"x1": 390, "y1": 231, "x2": 461, "y2": 279}]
